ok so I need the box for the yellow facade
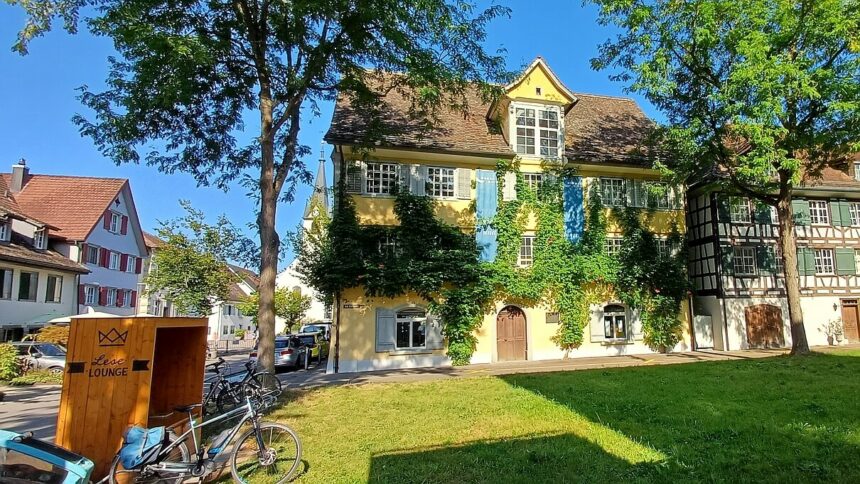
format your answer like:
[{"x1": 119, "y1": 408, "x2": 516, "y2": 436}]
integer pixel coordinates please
[{"x1": 328, "y1": 58, "x2": 692, "y2": 373}]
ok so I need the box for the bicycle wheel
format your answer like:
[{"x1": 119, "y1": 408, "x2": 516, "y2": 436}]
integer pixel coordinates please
[
  {"x1": 230, "y1": 422, "x2": 301, "y2": 483},
  {"x1": 109, "y1": 431, "x2": 190, "y2": 484},
  {"x1": 251, "y1": 371, "x2": 282, "y2": 395},
  {"x1": 216, "y1": 385, "x2": 244, "y2": 414}
]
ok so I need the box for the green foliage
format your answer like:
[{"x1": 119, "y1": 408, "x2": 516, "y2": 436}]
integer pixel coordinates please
[
  {"x1": 0, "y1": 344, "x2": 19, "y2": 381},
  {"x1": 145, "y1": 201, "x2": 255, "y2": 315},
  {"x1": 234, "y1": 328, "x2": 246, "y2": 340},
  {"x1": 239, "y1": 287, "x2": 313, "y2": 334},
  {"x1": 9, "y1": 370, "x2": 63, "y2": 386},
  {"x1": 35, "y1": 325, "x2": 70, "y2": 347}
]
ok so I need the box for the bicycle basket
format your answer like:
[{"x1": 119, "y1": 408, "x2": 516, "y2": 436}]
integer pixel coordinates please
[{"x1": 118, "y1": 426, "x2": 165, "y2": 469}]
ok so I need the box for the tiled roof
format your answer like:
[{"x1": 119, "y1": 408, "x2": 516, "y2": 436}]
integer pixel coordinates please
[
  {"x1": 1, "y1": 174, "x2": 127, "y2": 241},
  {"x1": 0, "y1": 175, "x2": 24, "y2": 218},
  {"x1": 0, "y1": 234, "x2": 89, "y2": 274},
  {"x1": 801, "y1": 153, "x2": 860, "y2": 189},
  {"x1": 225, "y1": 264, "x2": 259, "y2": 302},
  {"x1": 143, "y1": 231, "x2": 165, "y2": 249},
  {"x1": 325, "y1": 73, "x2": 656, "y2": 165}
]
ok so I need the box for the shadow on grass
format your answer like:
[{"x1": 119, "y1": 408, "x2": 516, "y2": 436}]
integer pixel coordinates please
[{"x1": 368, "y1": 353, "x2": 860, "y2": 483}]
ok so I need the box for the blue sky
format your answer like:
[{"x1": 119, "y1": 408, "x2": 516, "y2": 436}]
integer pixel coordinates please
[{"x1": 0, "y1": 1, "x2": 657, "y2": 270}]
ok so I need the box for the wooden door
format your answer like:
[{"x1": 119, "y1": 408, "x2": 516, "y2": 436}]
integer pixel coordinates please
[
  {"x1": 745, "y1": 304, "x2": 785, "y2": 348},
  {"x1": 841, "y1": 299, "x2": 860, "y2": 342},
  {"x1": 497, "y1": 306, "x2": 527, "y2": 362}
]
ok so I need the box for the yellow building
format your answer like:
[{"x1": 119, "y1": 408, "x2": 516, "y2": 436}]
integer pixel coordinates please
[{"x1": 324, "y1": 58, "x2": 691, "y2": 373}]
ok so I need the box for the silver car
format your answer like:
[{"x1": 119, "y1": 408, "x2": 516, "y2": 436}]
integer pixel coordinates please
[
  {"x1": 11, "y1": 341, "x2": 67, "y2": 374},
  {"x1": 249, "y1": 336, "x2": 308, "y2": 369}
]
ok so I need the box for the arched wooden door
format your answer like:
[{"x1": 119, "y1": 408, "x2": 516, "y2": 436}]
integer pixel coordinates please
[
  {"x1": 497, "y1": 306, "x2": 527, "y2": 362},
  {"x1": 745, "y1": 304, "x2": 785, "y2": 348}
]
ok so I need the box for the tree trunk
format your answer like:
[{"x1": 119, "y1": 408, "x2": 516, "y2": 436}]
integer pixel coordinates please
[
  {"x1": 775, "y1": 182, "x2": 810, "y2": 355},
  {"x1": 256, "y1": 89, "x2": 279, "y2": 372}
]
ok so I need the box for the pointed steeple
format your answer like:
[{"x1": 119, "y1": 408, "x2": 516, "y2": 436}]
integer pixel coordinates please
[{"x1": 303, "y1": 145, "x2": 329, "y2": 219}]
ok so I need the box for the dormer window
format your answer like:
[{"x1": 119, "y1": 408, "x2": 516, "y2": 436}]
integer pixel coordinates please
[
  {"x1": 0, "y1": 221, "x2": 9, "y2": 242},
  {"x1": 109, "y1": 212, "x2": 122, "y2": 233},
  {"x1": 33, "y1": 228, "x2": 47, "y2": 250},
  {"x1": 513, "y1": 103, "x2": 563, "y2": 159}
]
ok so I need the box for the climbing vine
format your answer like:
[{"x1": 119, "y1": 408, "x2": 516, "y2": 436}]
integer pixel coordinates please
[{"x1": 300, "y1": 162, "x2": 690, "y2": 365}]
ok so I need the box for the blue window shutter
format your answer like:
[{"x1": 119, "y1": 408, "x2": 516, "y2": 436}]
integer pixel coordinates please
[
  {"x1": 475, "y1": 169, "x2": 498, "y2": 261},
  {"x1": 564, "y1": 176, "x2": 584, "y2": 243}
]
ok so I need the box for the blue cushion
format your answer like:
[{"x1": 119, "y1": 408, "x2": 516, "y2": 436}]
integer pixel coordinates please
[{"x1": 119, "y1": 426, "x2": 164, "y2": 469}]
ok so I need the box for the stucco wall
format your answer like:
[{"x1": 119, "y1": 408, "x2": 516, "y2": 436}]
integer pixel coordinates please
[{"x1": 0, "y1": 260, "x2": 79, "y2": 329}]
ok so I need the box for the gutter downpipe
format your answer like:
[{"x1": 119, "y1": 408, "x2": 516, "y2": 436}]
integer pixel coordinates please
[{"x1": 333, "y1": 144, "x2": 346, "y2": 374}]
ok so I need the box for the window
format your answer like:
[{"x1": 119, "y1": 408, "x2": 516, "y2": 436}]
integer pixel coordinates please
[
  {"x1": 775, "y1": 245, "x2": 785, "y2": 275},
  {"x1": 18, "y1": 271, "x2": 38, "y2": 301},
  {"x1": 223, "y1": 304, "x2": 234, "y2": 316},
  {"x1": 538, "y1": 109, "x2": 560, "y2": 158},
  {"x1": 109, "y1": 212, "x2": 122, "y2": 233},
  {"x1": 395, "y1": 308, "x2": 426, "y2": 349},
  {"x1": 45, "y1": 275, "x2": 62, "y2": 303},
  {"x1": 427, "y1": 167, "x2": 455, "y2": 198},
  {"x1": 33, "y1": 229, "x2": 46, "y2": 249},
  {"x1": 523, "y1": 173, "x2": 543, "y2": 191},
  {"x1": 850, "y1": 203, "x2": 860, "y2": 227},
  {"x1": 814, "y1": 248, "x2": 835, "y2": 274},
  {"x1": 109, "y1": 251, "x2": 120, "y2": 270},
  {"x1": 365, "y1": 162, "x2": 398, "y2": 195},
  {"x1": 126, "y1": 255, "x2": 136, "y2": 273},
  {"x1": 855, "y1": 162, "x2": 860, "y2": 181},
  {"x1": 650, "y1": 183, "x2": 672, "y2": 210},
  {"x1": 106, "y1": 288, "x2": 117, "y2": 306},
  {"x1": 808, "y1": 201, "x2": 830, "y2": 225},
  {"x1": 84, "y1": 286, "x2": 97, "y2": 305},
  {"x1": 0, "y1": 222, "x2": 8, "y2": 242},
  {"x1": 732, "y1": 247, "x2": 757, "y2": 276},
  {"x1": 0, "y1": 447, "x2": 69, "y2": 482},
  {"x1": 519, "y1": 236, "x2": 535, "y2": 267},
  {"x1": 729, "y1": 197, "x2": 752, "y2": 224},
  {"x1": 601, "y1": 178, "x2": 625, "y2": 207},
  {"x1": 222, "y1": 325, "x2": 229, "y2": 335},
  {"x1": 378, "y1": 233, "x2": 398, "y2": 257},
  {"x1": 656, "y1": 239, "x2": 673, "y2": 258},
  {"x1": 86, "y1": 245, "x2": 100, "y2": 264},
  {"x1": 0, "y1": 268, "x2": 11, "y2": 299},
  {"x1": 605, "y1": 237, "x2": 623, "y2": 256},
  {"x1": 603, "y1": 304, "x2": 627, "y2": 340},
  {"x1": 515, "y1": 107, "x2": 536, "y2": 155}
]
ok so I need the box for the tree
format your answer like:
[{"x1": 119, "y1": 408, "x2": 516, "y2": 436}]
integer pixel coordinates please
[
  {"x1": 145, "y1": 201, "x2": 256, "y2": 315},
  {"x1": 237, "y1": 287, "x2": 312, "y2": 334},
  {"x1": 10, "y1": 0, "x2": 511, "y2": 372},
  {"x1": 590, "y1": 0, "x2": 860, "y2": 354},
  {"x1": 35, "y1": 325, "x2": 70, "y2": 347}
]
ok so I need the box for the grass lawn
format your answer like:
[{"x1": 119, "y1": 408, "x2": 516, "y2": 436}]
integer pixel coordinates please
[{"x1": 271, "y1": 350, "x2": 860, "y2": 483}]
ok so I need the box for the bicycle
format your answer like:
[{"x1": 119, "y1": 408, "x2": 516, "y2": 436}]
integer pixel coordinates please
[
  {"x1": 202, "y1": 358, "x2": 281, "y2": 416},
  {"x1": 109, "y1": 388, "x2": 301, "y2": 483}
]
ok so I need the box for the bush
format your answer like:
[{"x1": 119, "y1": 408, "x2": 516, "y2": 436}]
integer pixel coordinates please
[
  {"x1": 35, "y1": 325, "x2": 70, "y2": 347},
  {"x1": 9, "y1": 370, "x2": 63, "y2": 386},
  {"x1": 0, "y1": 343, "x2": 19, "y2": 381},
  {"x1": 234, "y1": 328, "x2": 246, "y2": 340}
]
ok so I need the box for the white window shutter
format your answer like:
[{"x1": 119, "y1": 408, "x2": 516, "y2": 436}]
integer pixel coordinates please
[
  {"x1": 398, "y1": 163, "x2": 410, "y2": 193},
  {"x1": 503, "y1": 172, "x2": 517, "y2": 201},
  {"x1": 631, "y1": 307, "x2": 643, "y2": 340},
  {"x1": 557, "y1": 106, "x2": 565, "y2": 159},
  {"x1": 456, "y1": 168, "x2": 471, "y2": 199},
  {"x1": 375, "y1": 308, "x2": 396, "y2": 352},
  {"x1": 589, "y1": 304, "x2": 605, "y2": 342},
  {"x1": 425, "y1": 314, "x2": 444, "y2": 350},
  {"x1": 410, "y1": 165, "x2": 426, "y2": 196},
  {"x1": 345, "y1": 161, "x2": 363, "y2": 194}
]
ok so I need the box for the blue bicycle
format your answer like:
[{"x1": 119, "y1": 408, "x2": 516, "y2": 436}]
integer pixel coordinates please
[{"x1": 108, "y1": 388, "x2": 301, "y2": 483}]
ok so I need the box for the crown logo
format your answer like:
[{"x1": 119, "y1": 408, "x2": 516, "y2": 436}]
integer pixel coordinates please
[{"x1": 98, "y1": 328, "x2": 128, "y2": 346}]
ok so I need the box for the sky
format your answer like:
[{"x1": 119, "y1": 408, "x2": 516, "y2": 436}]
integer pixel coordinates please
[{"x1": 0, "y1": 1, "x2": 658, "y2": 271}]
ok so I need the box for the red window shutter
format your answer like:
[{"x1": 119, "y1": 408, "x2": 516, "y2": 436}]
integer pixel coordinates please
[
  {"x1": 130, "y1": 290, "x2": 137, "y2": 308},
  {"x1": 99, "y1": 287, "x2": 107, "y2": 306},
  {"x1": 121, "y1": 216, "x2": 128, "y2": 235},
  {"x1": 78, "y1": 285, "x2": 85, "y2": 304},
  {"x1": 135, "y1": 257, "x2": 143, "y2": 274},
  {"x1": 80, "y1": 243, "x2": 88, "y2": 263},
  {"x1": 120, "y1": 254, "x2": 129, "y2": 271},
  {"x1": 117, "y1": 290, "x2": 125, "y2": 307},
  {"x1": 100, "y1": 248, "x2": 109, "y2": 268},
  {"x1": 103, "y1": 211, "x2": 111, "y2": 230}
]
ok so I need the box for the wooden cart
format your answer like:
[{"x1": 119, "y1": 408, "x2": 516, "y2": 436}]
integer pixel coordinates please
[{"x1": 55, "y1": 316, "x2": 208, "y2": 478}]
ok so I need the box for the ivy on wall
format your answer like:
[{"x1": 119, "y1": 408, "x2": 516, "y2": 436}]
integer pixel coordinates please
[{"x1": 299, "y1": 161, "x2": 690, "y2": 365}]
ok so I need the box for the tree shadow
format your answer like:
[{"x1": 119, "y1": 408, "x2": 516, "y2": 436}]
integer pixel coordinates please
[{"x1": 496, "y1": 353, "x2": 860, "y2": 482}]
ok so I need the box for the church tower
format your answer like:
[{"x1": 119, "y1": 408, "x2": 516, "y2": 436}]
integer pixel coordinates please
[{"x1": 302, "y1": 148, "x2": 329, "y2": 235}]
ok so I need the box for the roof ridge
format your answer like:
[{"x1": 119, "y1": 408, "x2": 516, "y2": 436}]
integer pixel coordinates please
[
  {"x1": 572, "y1": 92, "x2": 638, "y2": 103},
  {"x1": 4, "y1": 173, "x2": 128, "y2": 182}
]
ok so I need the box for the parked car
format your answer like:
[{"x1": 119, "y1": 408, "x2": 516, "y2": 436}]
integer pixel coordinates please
[
  {"x1": 299, "y1": 323, "x2": 331, "y2": 341},
  {"x1": 295, "y1": 332, "x2": 329, "y2": 362},
  {"x1": 249, "y1": 336, "x2": 308, "y2": 370},
  {"x1": 0, "y1": 429, "x2": 94, "y2": 483},
  {"x1": 10, "y1": 342, "x2": 66, "y2": 375}
]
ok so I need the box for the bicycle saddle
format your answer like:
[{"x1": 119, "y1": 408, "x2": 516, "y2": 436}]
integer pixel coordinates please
[{"x1": 173, "y1": 403, "x2": 203, "y2": 413}]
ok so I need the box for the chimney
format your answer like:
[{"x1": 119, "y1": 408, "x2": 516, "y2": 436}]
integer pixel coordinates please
[{"x1": 10, "y1": 159, "x2": 29, "y2": 193}]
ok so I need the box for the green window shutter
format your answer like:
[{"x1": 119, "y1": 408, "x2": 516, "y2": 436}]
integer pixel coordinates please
[
  {"x1": 717, "y1": 195, "x2": 731, "y2": 222},
  {"x1": 756, "y1": 246, "x2": 774, "y2": 274},
  {"x1": 792, "y1": 199, "x2": 811, "y2": 226},
  {"x1": 721, "y1": 245, "x2": 734, "y2": 275},
  {"x1": 832, "y1": 200, "x2": 852, "y2": 227},
  {"x1": 835, "y1": 248, "x2": 857, "y2": 275},
  {"x1": 796, "y1": 247, "x2": 815, "y2": 276},
  {"x1": 754, "y1": 202, "x2": 772, "y2": 224}
]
